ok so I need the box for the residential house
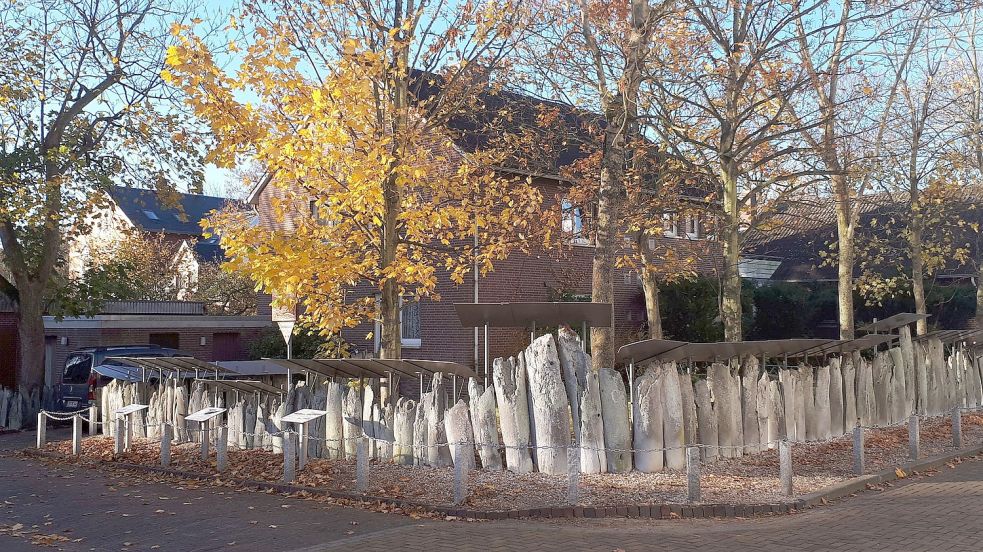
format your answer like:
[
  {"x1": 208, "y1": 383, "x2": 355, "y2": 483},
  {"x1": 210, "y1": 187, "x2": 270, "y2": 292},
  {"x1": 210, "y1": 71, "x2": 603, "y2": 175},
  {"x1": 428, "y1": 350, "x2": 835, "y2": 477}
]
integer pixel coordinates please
[{"x1": 248, "y1": 82, "x2": 721, "y2": 370}]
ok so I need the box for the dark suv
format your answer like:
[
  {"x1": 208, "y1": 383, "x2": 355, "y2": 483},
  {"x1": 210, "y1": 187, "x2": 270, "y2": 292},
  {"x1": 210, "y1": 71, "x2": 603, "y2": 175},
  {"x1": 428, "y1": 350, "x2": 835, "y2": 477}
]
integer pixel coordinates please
[{"x1": 54, "y1": 345, "x2": 184, "y2": 412}]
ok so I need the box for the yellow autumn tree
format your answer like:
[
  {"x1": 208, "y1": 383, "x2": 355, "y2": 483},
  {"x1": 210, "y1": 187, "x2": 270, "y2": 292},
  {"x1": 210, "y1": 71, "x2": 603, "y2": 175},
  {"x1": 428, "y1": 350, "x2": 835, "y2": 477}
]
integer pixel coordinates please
[{"x1": 165, "y1": 0, "x2": 544, "y2": 358}]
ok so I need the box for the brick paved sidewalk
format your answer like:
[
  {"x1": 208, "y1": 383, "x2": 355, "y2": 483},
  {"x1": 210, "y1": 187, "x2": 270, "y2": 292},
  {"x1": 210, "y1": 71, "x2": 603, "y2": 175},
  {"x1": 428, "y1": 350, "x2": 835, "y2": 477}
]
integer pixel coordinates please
[{"x1": 2, "y1": 428, "x2": 981, "y2": 552}]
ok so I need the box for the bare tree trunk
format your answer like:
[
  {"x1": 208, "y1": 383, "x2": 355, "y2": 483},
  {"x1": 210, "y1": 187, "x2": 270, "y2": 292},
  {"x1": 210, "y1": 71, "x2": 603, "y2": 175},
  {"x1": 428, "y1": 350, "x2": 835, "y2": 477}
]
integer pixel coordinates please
[
  {"x1": 16, "y1": 286, "x2": 46, "y2": 391},
  {"x1": 720, "y1": 164, "x2": 742, "y2": 342},
  {"x1": 638, "y1": 235, "x2": 662, "y2": 340},
  {"x1": 977, "y1": 265, "x2": 983, "y2": 329},
  {"x1": 590, "y1": 97, "x2": 626, "y2": 370},
  {"x1": 909, "y1": 220, "x2": 928, "y2": 336},
  {"x1": 833, "y1": 182, "x2": 856, "y2": 340}
]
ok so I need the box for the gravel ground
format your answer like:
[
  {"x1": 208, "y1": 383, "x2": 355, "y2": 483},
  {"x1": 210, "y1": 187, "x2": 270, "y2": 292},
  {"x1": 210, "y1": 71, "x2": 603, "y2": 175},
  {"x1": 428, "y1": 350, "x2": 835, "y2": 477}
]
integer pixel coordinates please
[{"x1": 41, "y1": 413, "x2": 983, "y2": 511}]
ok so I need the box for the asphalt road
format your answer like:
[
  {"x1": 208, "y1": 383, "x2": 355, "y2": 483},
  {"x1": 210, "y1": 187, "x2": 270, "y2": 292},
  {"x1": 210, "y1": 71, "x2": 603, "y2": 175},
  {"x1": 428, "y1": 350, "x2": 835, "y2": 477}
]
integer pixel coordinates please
[{"x1": 2, "y1": 428, "x2": 982, "y2": 551}]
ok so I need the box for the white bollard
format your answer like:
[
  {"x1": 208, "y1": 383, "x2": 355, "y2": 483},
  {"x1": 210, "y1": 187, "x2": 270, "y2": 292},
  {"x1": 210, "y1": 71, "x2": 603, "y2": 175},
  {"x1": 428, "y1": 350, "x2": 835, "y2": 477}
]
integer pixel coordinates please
[
  {"x1": 779, "y1": 440, "x2": 793, "y2": 497},
  {"x1": 161, "y1": 423, "x2": 172, "y2": 467},
  {"x1": 36, "y1": 413, "x2": 46, "y2": 449},
  {"x1": 283, "y1": 431, "x2": 296, "y2": 484},
  {"x1": 686, "y1": 446, "x2": 701, "y2": 503},
  {"x1": 72, "y1": 415, "x2": 82, "y2": 456},
  {"x1": 909, "y1": 415, "x2": 920, "y2": 460},
  {"x1": 217, "y1": 426, "x2": 229, "y2": 473},
  {"x1": 114, "y1": 417, "x2": 125, "y2": 456},
  {"x1": 355, "y1": 436, "x2": 369, "y2": 493},
  {"x1": 88, "y1": 405, "x2": 98, "y2": 436},
  {"x1": 952, "y1": 408, "x2": 962, "y2": 448}
]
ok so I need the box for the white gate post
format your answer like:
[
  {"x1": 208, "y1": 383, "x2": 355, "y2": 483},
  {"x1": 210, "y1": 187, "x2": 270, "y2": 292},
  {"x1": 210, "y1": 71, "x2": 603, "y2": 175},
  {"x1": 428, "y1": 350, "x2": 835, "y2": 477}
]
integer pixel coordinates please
[
  {"x1": 283, "y1": 431, "x2": 296, "y2": 484},
  {"x1": 88, "y1": 405, "x2": 98, "y2": 436},
  {"x1": 114, "y1": 417, "x2": 125, "y2": 456},
  {"x1": 217, "y1": 426, "x2": 229, "y2": 473},
  {"x1": 36, "y1": 412, "x2": 46, "y2": 449},
  {"x1": 72, "y1": 415, "x2": 82, "y2": 456},
  {"x1": 161, "y1": 423, "x2": 172, "y2": 467}
]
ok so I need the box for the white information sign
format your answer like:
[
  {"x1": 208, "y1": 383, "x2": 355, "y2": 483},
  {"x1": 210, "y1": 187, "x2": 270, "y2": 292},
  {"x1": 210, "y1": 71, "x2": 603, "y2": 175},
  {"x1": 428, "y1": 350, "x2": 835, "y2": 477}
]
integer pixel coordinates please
[
  {"x1": 185, "y1": 407, "x2": 227, "y2": 423},
  {"x1": 115, "y1": 404, "x2": 149, "y2": 417},
  {"x1": 282, "y1": 409, "x2": 328, "y2": 424}
]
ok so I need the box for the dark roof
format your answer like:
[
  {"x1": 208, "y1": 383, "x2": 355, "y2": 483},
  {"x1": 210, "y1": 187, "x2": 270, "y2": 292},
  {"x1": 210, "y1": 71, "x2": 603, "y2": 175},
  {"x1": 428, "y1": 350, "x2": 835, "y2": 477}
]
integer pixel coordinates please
[
  {"x1": 109, "y1": 186, "x2": 242, "y2": 236},
  {"x1": 410, "y1": 70, "x2": 600, "y2": 176},
  {"x1": 741, "y1": 194, "x2": 977, "y2": 281},
  {"x1": 193, "y1": 240, "x2": 225, "y2": 264}
]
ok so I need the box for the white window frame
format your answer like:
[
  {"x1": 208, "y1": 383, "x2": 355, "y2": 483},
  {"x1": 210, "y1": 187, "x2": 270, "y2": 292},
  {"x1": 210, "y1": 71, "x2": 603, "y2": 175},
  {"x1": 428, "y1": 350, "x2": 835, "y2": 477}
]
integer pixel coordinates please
[
  {"x1": 684, "y1": 215, "x2": 700, "y2": 239},
  {"x1": 663, "y1": 213, "x2": 678, "y2": 238},
  {"x1": 561, "y1": 198, "x2": 594, "y2": 246},
  {"x1": 373, "y1": 295, "x2": 422, "y2": 352}
]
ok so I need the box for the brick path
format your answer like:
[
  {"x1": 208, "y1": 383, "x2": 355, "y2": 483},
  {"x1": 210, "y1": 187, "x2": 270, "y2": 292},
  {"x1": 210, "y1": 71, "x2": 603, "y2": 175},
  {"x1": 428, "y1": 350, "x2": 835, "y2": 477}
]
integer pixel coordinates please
[{"x1": 2, "y1": 428, "x2": 981, "y2": 552}]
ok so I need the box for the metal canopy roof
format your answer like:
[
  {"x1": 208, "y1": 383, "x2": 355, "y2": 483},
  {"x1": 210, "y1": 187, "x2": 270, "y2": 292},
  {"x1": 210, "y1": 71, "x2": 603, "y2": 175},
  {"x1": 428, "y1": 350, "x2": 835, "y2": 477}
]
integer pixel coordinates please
[
  {"x1": 265, "y1": 358, "x2": 478, "y2": 380},
  {"x1": 617, "y1": 338, "x2": 834, "y2": 364},
  {"x1": 857, "y1": 313, "x2": 930, "y2": 333},
  {"x1": 107, "y1": 356, "x2": 235, "y2": 375},
  {"x1": 454, "y1": 302, "x2": 612, "y2": 328},
  {"x1": 795, "y1": 334, "x2": 897, "y2": 356},
  {"x1": 913, "y1": 329, "x2": 980, "y2": 344},
  {"x1": 193, "y1": 379, "x2": 284, "y2": 396},
  {"x1": 616, "y1": 339, "x2": 687, "y2": 364}
]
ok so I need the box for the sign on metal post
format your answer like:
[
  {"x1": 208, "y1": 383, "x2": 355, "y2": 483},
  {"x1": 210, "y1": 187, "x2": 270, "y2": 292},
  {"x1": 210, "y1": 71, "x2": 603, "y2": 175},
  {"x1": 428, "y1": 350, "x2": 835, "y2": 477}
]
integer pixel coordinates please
[
  {"x1": 187, "y1": 408, "x2": 226, "y2": 461},
  {"x1": 282, "y1": 409, "x2": 327, "y2": 424},
  {"x1": 115, "y1": 404, "x2": 150, "y2": 417},
  {"x1": 283, "y1": 409, "x2": 326, "y2": 471},
  {"x1": 185, "y1": 407, "x2": 227, "y2": 422},
  {"x1": 276, "y1": 320, "x2": 295, "y2": 359}
]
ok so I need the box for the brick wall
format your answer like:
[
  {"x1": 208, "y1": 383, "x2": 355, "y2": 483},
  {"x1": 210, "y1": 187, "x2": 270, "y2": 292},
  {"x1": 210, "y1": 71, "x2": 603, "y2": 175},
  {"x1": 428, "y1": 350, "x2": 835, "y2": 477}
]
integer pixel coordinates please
[{"x1": 251, "y1": 136, "x2": 723, "y2": 371}]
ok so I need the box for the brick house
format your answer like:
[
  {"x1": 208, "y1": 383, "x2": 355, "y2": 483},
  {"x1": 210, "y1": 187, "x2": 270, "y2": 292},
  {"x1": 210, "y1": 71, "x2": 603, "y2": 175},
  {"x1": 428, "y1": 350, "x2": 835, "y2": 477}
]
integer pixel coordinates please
[{"x1": 247, "y1": 84, "x2": 721, "y2": 370}]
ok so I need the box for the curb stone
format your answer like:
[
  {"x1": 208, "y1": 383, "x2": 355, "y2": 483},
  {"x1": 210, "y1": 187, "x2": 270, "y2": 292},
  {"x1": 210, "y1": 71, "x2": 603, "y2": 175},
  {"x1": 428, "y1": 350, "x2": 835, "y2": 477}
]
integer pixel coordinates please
[{"x1": 21, "y1": 444, "x2": 983, "y2": 521}]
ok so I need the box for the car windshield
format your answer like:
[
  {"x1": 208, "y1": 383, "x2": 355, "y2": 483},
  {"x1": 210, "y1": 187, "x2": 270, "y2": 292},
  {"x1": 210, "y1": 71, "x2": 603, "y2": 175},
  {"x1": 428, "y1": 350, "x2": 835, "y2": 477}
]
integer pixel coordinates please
[{"x1": 62, "y1": 353, "x2": 93, "y2": 384}]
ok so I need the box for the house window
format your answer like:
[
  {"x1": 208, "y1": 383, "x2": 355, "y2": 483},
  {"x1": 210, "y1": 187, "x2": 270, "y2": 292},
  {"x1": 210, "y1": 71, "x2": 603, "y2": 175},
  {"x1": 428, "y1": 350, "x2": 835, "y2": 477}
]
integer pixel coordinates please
[
  {"x1": 561, "y1": 198, "x2": 593, "y2": 245},
  {"x1": 142, "y1": 209, "x2": 159, "y2": 220},
  {"x1": 663, "y1": 213, "x2": 678, "y2": 238},
  {"x1": 309, "y1": 200, "x2": 319, "y2": 221},
  {"x1": 373, "y1": 295, "x2": 422, "y2": 351},
  {"x1": 685, "y1": 215, "x2": 700, "y2": 239}
]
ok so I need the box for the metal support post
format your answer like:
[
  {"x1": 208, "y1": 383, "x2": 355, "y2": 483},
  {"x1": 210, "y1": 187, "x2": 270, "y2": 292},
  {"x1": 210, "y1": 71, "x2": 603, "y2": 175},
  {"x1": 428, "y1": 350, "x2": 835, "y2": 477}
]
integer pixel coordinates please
[
  {"x1": 298, "y1": 422, "x2": 308, "y2": 470},
  {"x1": 200, "y1": 419, "x2": 209, "y2": 461}
]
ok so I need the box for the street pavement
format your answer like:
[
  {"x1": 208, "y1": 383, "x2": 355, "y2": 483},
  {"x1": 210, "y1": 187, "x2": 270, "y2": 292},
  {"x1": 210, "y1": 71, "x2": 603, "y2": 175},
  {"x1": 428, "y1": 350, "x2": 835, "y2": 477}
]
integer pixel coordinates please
[{"x1": 2, "y1": 428, "x2": 982, "y2": 551}]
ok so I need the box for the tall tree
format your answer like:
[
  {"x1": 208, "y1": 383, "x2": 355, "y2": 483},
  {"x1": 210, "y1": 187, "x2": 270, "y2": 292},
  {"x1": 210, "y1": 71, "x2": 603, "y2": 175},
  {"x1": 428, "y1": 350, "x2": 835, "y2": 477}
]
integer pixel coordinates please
[
  {"x1": 167, "y1": 0, "x2": 544, "y2": 358},
  {"x1": 518, "y1": 0, "x2": 678, "y2": 368},
  {"x1": 792, "y1": 1, "x2": 917, "y2": 339},
  {"x1": 648, "y1": 0, "x2": 826, "y2": 341},
  {"x1": 0, "y1": 0, "x2": 203, "y2": 391}
]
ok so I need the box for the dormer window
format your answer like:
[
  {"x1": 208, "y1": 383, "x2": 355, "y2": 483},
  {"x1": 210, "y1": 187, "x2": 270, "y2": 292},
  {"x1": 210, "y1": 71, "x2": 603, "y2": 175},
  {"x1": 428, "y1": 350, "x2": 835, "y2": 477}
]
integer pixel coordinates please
[{"x1": 142, "y1": 210, "x2": 159, "y2": 220}]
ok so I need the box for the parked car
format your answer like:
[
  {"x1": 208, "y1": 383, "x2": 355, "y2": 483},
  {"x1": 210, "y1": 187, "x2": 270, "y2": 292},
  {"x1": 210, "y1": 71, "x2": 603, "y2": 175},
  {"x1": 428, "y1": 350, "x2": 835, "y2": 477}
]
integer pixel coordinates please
[{"x1": 53, "y1": 345, "x2": 184, "y2": 412}]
